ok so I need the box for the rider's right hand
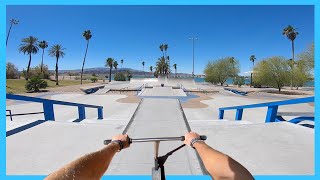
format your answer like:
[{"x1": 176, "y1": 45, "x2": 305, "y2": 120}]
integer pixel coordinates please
[{"x1": 184, "y1": 132, "x2": 201, "y2": 146}]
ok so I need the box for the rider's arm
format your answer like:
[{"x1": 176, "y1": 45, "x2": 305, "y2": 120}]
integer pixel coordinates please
[
  {"x1": 44, "y1": 134, "x2": 130, "y2": 180},
  {"x1": 184, "y1": 132, "x2": 254, "y2": 180}
]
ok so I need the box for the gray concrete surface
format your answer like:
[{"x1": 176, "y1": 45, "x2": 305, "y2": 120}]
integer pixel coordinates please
[
  {"x1": 107, "y1": 98, "x2": 203, "y2": 175},
  {"x1": 190, "y1": 121, "x2": 314, "y2": 175},
  {"x1": 140, "y1": 87, "x2": 186, "y2": 97}
]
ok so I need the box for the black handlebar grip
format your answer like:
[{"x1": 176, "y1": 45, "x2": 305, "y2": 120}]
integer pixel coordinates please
[
  {"x1": 180, "y1": 135, "x2": 207, "y2": 141},
  {"x1": 103, "y1": 138, "x2": 132, "y2": 145}
]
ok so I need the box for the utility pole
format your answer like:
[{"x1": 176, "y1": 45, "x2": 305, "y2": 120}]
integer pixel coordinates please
[{"x1": 189, "y1": 37, "x2": 197, "y2": 78}]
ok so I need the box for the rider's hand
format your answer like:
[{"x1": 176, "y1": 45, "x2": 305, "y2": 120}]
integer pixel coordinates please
[
  {"x1": 184, "y1": 132, "x2": 201, "y2": 146},
  {"x1": 112, "y1": 134, "x2": 131, "y2": 149}
]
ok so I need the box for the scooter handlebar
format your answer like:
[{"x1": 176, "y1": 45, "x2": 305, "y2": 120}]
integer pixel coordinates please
[{"x1": 103, "y1": 135, "x2": 206, "y2": 145}]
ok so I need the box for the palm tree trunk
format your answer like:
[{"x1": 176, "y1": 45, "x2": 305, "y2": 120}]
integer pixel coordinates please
[
  {"x1": 56, "y1": 57, "x2": 59, "y2": 85},
  {"x1": 41, "y1": 48, "x2": 44, "y2": 73},
  {"x1": 81, "y1": 40, "x2": 89, "y2": 85},
  {"x1": 6, "y1": 23, "x2": 13, "y2": 46},
  {"x1": 291, "y1": 40, "x2": 295, "y2": 90},
  {"x1": 109, "y1": 67, "x2": 112, "y2": 82},
  {"x1": 26, "y1": 53, "x2": 32, "y2": 80}
]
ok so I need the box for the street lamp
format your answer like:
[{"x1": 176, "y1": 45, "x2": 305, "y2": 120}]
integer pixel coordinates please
[{"x1": 189, "y1": 37, "x2": 197, "y2": 78}]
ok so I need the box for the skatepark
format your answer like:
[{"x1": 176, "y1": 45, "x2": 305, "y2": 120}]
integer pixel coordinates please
[{"x1": 6, "y1": 76, "x2": 314, "y2": 176}]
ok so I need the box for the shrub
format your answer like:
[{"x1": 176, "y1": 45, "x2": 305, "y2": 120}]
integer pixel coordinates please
[
  {"x1": 114, "y1": 73, "x2": 126, "y2": 81},
  {"x1": 21, "y1": 64, "x2": 51, "y2": 79},
  {"x1": 233, "y1": 76, "x2": 245, "y2": 87},
  {"x1": 91, "y1": 77, "x2": 98, "y2": 83},
  {"x1": 25, "y1": 76, "x2": 48, "y2": 92},
  {"x1": 6, "y1": 62, "x2": 19, "y2": 79}
]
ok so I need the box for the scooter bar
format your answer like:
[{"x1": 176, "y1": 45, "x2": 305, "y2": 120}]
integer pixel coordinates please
[{"x1": 103, "y1": 135, "x2": 207, "y2": 145}]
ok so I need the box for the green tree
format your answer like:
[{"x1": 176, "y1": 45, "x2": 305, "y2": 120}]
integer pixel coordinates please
[
  {"x1": 298, "y1": 42, "x2": 314, "y2": 71},
  {"x1": 249, "y1": 55, "x2": 256, "y2": 87},
  {"x1": 283, "y1": 25, "x2": 299, "y2": 89},
  {"x1": 48, "y1": 44, "x2": 66, "y2": 85},
  {"x1": 173, "y1": 64, "x2": 177, "y2": 77},
  {"x1": 25, "y1": 76, "x2": 48, "y2": 92},
  {"x1": 105, "y1": 58, "x2": 114, "y2": 82},
  {"x1": 293, "y1": 59, "x2": 310, "y2": 89},
  {"x1": 142, "y1": 61, "x2": 145, "y2": 76},
  {"x1": 155, "y1": 56, "x2": 170, "y2": 76},
  {"x1": 81, "y1": 30, "x2": 92, "y2": 85},
  {"x1": 114, "y1": 73, "x2": 126, "y2": 81},
  {"x1": 6, "y1": 18, "x2": 19, "y2": 46},
  {"x1": 6, "y1": 62, "x2": 19, "y2": 79},
  {"x1": 233, "y1": 76, "x2": 245, "y2": 87},
  {"x1": 19, "y1": 36, "x2": 39, "y2": 80},
  {"x1": 254, "y1": 56, "x2": 290, "y2": 92},
  {"x1": 113, "y1": 61, "x2": 118, "y2": 72},
  {"x1": 204, "y1": 57, "x2": 239, "y2": 86},
  {"x1": 150, "y1": 66, "x2": 153, "y2": 76},
  {"x1": 38, "y1": 40, "x2": 48, "y2": 73},
  {"x1": 159, "y1": 44, "x2": 164, "y2": 57}
]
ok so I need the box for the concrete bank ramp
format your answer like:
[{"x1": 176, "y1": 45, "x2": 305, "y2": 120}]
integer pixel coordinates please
[
  {"x1": 140, "y1": 87, "x2": 186, "y2": 96},
  {"x1": 107, "y1": 98, "x2": 203, "y2": 175}
]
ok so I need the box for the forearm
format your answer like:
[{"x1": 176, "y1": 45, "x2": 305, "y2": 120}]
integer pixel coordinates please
[
  {"x1": 194, "y1": 142, "x2": 254, "y2": 180},
  {"x1": 45, "y1": 143, "x2": 119, "y2": 180}
]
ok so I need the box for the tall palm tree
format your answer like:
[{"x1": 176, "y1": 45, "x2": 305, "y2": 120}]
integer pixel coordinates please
[
  {"x1": 106, "y1": 58, "x2": 114, "y2": 82},
  {"x1": 38, "y1": 40, "x2": 48, "y2": 73},
  {"x1": 81, "y1": 30, "x2": 92, "y2": 85},
  {"x1": 159, "y1": 44, "x2": 164, "y2": 57},
  {"x1": 163, "y1": 44, "x2": 168, "y2": 57},
  {"x1": 142, "y1": 61, "x2": 145, "y2": 77},
  {"x1": 113, "y1": 61, "x2": 118, "y2": 72},
  {"x1": 48, "y1": 44, "x2": 65, "y2": 85},
  {"x1": 283, "y1": 25, "x2": 299, "y2": 89},
  {"x1": 250, "y1": 55, "x2": 256, "y2": 87},
  {"x1": 19, "y1": 36, "x2": 39, "y2": 80},
  {"x1": 6, "y1": 18, "x2": 19, "y2": 46},
  {"x1": 173, "y1": 64, "x2": 177, "y2": 77},
  {"x1": 150, "y1": 66, "x2": 153, "y2": 77},
  {"x1": 121, "y1": 59, "x2": 124, "y2": 68}
]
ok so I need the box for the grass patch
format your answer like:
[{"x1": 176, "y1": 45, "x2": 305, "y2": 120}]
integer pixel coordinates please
[{"x1": 6, "y1": 79, "x2": 91, "y2": 94}]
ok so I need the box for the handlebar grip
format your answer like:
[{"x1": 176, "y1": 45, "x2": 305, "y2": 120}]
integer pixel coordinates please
[
  {"x1": 180, "y1": 135, "x2": 207, "y2": 141},
  {"x1": 104, "y1": 138, "x2": 132, "y2": 145}
]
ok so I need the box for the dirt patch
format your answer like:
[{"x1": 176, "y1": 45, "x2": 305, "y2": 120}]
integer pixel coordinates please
[
  {"x1": 265, "y1": 90, "x2": 307, "y2": 95},
  {"x1": 116, "y1": 92, "x2": 141, "y2": 103},
  {"x1": 182, "y1": 93, "x2": 213, "y2": 108}
]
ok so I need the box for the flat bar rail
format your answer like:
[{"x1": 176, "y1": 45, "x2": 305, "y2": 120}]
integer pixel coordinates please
[
  {"x1": 219, "y1": 96, "x2": 314, "y2": 123},
  {"x1": 6, "y1": 94, "x2": 103, "y2": 121}
]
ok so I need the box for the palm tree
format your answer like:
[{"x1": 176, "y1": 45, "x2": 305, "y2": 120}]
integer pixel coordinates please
[
  {"x1": 48, "y1": 44, "x2": 66, "y2": 85},
  {"x1": 113, "y1": 61, "x2": 118, "y2": 72},
  {"x1": 105, "y1": 58, "x2": 114, "y2": 82},
  {"x1": 159, "y1": 44, "x2": 164, "y2": 57},
  {"x1": 163, "y1": 44, "x2": 168, "y2": 57},
  {"x1": 283, "y1": 25, "x2": 299, "y2": 89},
  {"x1": 19, "y1": 36, "x2": 39, "y2": 80},
  {"x1": 81, "y1": 30, "x2": 92, "y2": 85},
  {"x1": 173, "y1": 64, "x2": 177, "y2": 77},
  {"x1": 250, "y1": 55, "x2": 256, "y2": 87},
  {"x1": 142, "y1": 61, "x2": 145, "y2": 77},
  {"x1": 150, "y1": 66, "x2": 153, "y2": 77},
  {"x1": 38, "y1": 40, "x2": 48, "y2": 73},
  {"x1": 121, "y1": 59, "x2": 124, "y2": 68},
  {"x1": 6, "y1": 18, "x2": 19, "y2": 46}
]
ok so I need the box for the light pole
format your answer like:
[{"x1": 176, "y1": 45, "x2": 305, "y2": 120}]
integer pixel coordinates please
[
  {"x1": 6, "y1": 19, "x2": 19, "y2": 46},
  {"x1": 189, "y1": 37, "x2": 197, "y2": 78}
]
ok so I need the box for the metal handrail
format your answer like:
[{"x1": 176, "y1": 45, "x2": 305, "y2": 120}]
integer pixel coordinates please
[
  {"x1": 219, "y1": 96, "x2": 314, "y2": 123},
  {"x1": 6, "y1": 94, "x2": 103, "y2": 121}
]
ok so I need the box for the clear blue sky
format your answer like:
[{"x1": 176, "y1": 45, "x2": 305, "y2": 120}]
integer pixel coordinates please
[{"x1": 6, "y1": 5, "x2": 314, "y2": 75}]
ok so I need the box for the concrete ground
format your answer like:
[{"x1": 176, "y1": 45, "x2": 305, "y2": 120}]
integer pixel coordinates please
[{"x1": 6, "y1": 78, "x2": 315, "y2": 175}]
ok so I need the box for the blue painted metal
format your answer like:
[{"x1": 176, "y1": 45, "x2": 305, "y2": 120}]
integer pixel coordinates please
[
  {"x1": 219, "y1": 110, "x2": 224, "y2": 119},
  {"x1": 235, "y1": 109, "x2": 243, "y2": 120},
  {"x1": 7, "y1": 94, "x2": 103, "y2": 121},
  {"x1": 218, "y1": 96, "x2": 314, "y2": 123},
  {"x1": 98, "y1": 108, "x2": 103, "y2": 119},
  {"x1": 224, "y1": 88, "x2": 248, "y2": 96},
  {"x1": 78, "y1": 106, "x2": 86, "y2": 120},
  {"x1": 6, "y1": 110, "x2": 13, "y2": 121},
  {"x1": 276, "y1": 115, "x2": 315, "y2": 124},
  {"x1": 265, "y1": 105, "x2": 278, "y2": 123},
  {"x1": 43, "y1": 100, "x2": 55, "y2": 120},
  {"x1": 219, "y1": 96, "x2": 314, "y2": 111}
]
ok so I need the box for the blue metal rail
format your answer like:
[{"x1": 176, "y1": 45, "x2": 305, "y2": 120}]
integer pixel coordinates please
[
  {"x1": 219, "y1": 96, "x2": 314, "y2": 123},
  {"x1": 6, "y1": 94, "x2": 103, "y2": 121}
]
